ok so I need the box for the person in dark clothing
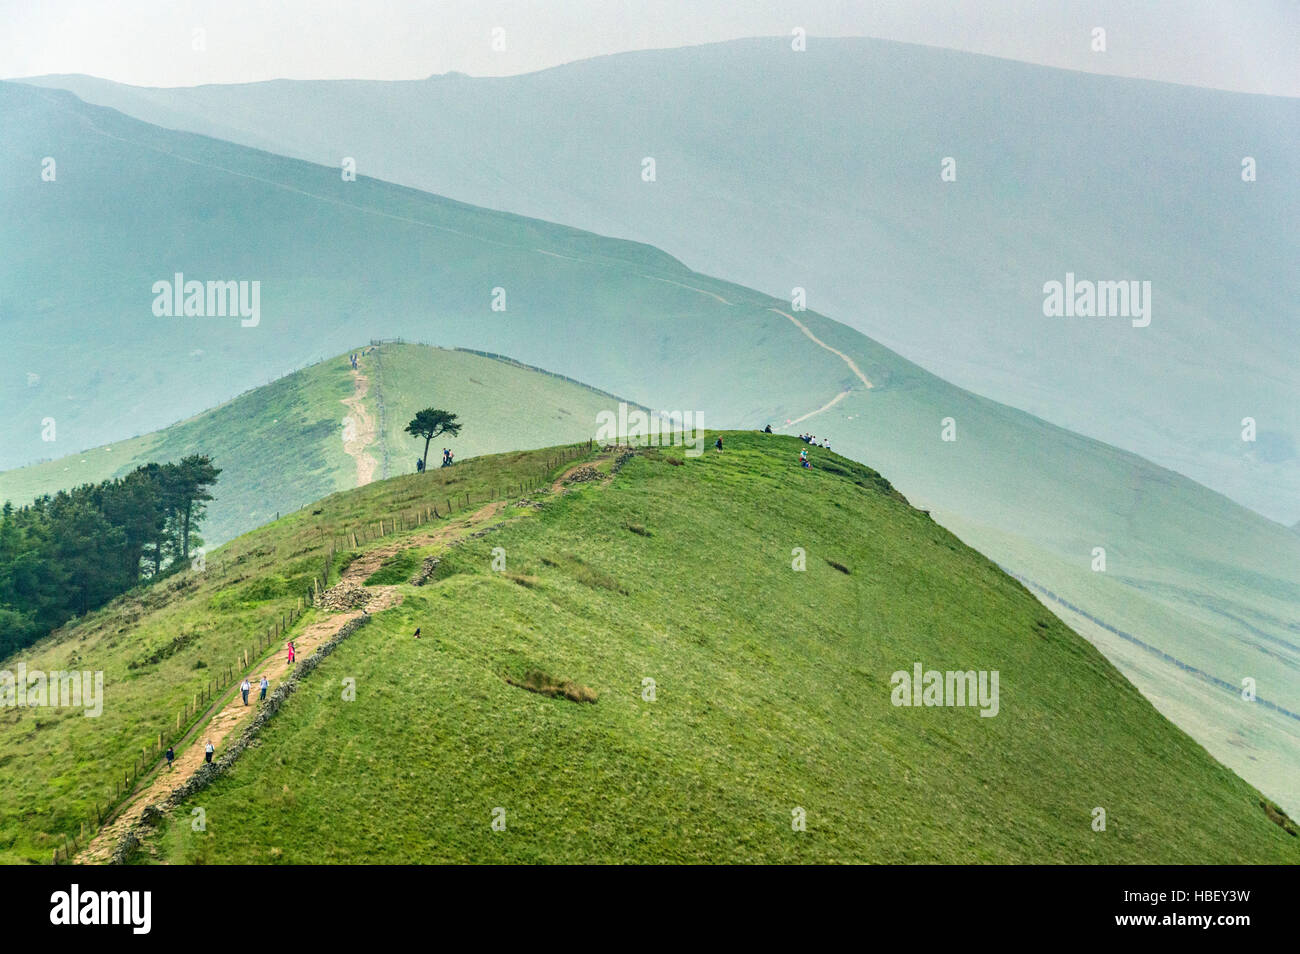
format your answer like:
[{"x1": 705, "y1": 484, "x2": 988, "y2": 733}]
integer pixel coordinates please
[
  {"x1": 715, "y1": 436, "x2": 724, "y2": 451},
  {"x1": 764, "y1": 424, "x2": 772, "y2": 433},
  {"x1": 165, "y1": 746, "x2": 175, "y2": 770},
  {"x1": 414, "y1": 627, "x2": 421, "y2": 639}
]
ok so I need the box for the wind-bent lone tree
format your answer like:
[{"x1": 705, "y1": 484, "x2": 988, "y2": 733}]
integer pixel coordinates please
[{"x1": 405, "y1": 408, "x2": 462, "y2": 472}]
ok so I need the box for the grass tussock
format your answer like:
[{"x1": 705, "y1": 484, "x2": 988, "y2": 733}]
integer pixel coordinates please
[
  {"x1": 507, "y1": 670, "x2": 598, "y2": 704},
  {"x1": 572, "y1": 563, "x2": 628, "y2": 595},
  {"x1": 1261, "y1": 801, "x2": 1299, "y2": 837},
  {"x1": 544, "y1": 551, "x2": 629, "y2": 594}
]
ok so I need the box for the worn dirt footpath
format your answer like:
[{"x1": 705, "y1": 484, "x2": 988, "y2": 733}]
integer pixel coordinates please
[
  {"x1": 76, "y1": 501, "x2": 507, "y2": 863},
  {"x1": 342, "y1": 367, "x2": 379, "y2": 486}
]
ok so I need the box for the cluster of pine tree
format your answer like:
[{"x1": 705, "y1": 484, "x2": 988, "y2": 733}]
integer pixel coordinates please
[{"x1": 0, "y1": 455, "x2": 220, "y2": 656}]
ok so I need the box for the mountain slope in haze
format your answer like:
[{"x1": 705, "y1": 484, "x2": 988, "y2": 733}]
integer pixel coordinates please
[
  {"x1": 116, "y1": 435, "x2": 1296, "y2": 864},
  {"x1": 0, "y1": 343, "x2": 630, "y2": 546},
  {"x1": 0, "y1": 81, "x2": 838, "y2": 472},
  {"x1": 1, "y1": 81, "x2": 1297, "y2": 816},
  {"x1": 22, "y1": 37, "x2": 1299, "y2": 522}
]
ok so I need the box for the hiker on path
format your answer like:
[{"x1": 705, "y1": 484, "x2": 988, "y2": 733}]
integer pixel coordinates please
[
  {"x1": 241, "y1": 678, "x2": 251, "y2": 706},
  {"x1": 259, "y1": 675, "x2": 269, "y2": 702},
  {"x1": 287, "y1": 641, "x2": 296, "y2": 665},
  {"x1": 204, "y1": 740, "x2": 215, "y2": 764},
  {"x1": 165, "y1": 746, "x2": 175, "y2": 771}
]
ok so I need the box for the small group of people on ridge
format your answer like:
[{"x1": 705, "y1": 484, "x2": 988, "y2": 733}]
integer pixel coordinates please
[
  {"x1": 420, "y1": 447, "x2": 455, "y2": 471},
  {"x1": 415, "y1": 449, "x2": 453, "y2": 472},
  {"x1": 756, "y1": 425, "x2": 819, "y2": 467}
]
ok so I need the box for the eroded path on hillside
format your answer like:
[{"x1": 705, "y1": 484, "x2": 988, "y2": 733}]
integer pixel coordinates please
[
  {"x1": 771, "y1": 308, "x2": 874, "y2": 391},
  {"x1": 342, "y1": 367, "x2": 379, "y2": 486},
  {"x1": 767, "y1": 308, "x2": 874, "y2": 431},
  {"x1": 644, "y1": 275, "x2": 734, "y2": 305},
  {"x1": 77, "y1": 501, "x2": 509, "y2": 864},
  {"x1": 785, "y1": 389, "x2": 851, "y2": 428}
]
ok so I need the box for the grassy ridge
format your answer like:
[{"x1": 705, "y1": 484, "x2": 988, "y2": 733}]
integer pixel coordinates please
[
  {"x1": 135, "y1": 433, "x2": 1296, "y2": 863},
  {"x1": 369, "y1": 344, "x2": 635, "y2": 479},
  {"x1": 0, "y1": 344, "x2": 621, "y2": 546}
]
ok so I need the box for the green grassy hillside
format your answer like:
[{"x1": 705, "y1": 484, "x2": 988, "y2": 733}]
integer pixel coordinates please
[
  {"x1": 1, "y1": 81, "x2": 1296, "y2": 815},
  {"x1": 115, "y1": 433, "x2": 1295, "y2": 864},
  {"x1": 0, "y1": 343, "x2": 627, "y2": 545},
  {"x1": 0, "y1": 441, "x2": 590, "y2": 864}
]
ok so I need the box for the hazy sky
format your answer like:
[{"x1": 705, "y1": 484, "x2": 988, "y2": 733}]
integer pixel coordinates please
[{"x1": 1, "y1": 0, "x2": 1296, "y2": 96}]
